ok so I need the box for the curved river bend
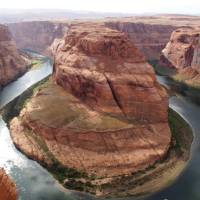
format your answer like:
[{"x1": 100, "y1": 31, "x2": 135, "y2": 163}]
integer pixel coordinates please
[{"x1": 0, "y1": 54, "x2": 199, "y2": 200}]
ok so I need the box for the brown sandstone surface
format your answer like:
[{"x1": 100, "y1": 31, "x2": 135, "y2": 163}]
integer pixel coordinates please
[
  {"x1": 10, "y1": 23, "x2": 171, "y2": 196},
  {"x1": 160, "y1": 28, "x2": 200, "y2": 86},
  {"x1": 0, "y1": 168, "x2": 17, "y2": 200},
  {"x1": 0, "y1": 24, "x2": 26, "y2": 87}
]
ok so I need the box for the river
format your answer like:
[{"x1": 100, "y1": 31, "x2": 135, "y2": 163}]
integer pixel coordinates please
[{"x1": 0, "y1": 54, "x2": 199, "y2": 200}]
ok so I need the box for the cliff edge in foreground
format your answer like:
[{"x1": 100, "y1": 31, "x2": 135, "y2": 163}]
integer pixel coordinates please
[{"x1": 10, "y1": 23, "x2": 171, "y2": 197}]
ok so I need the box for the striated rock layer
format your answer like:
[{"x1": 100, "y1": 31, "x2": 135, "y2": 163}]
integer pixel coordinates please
[
  {"x1": 160, "y1": 28, "x2": 200, "y2": 86},
  {"x1": 0, "y1": 24, "x2": 26, "y2": 87},
  {"x1": 8, "y1": 20, "x2": 175, "y2": 61},
  {"x1": 8, "y1": 21, "x2": 68, "y2": 54},
  {"x1": 0, "y1": 168, "x2": 17, "y2": 200},
  {"x1": 10, "y1": 23, "x2": 171, "y2": 196},
  {"x1": 7, "y1": 15, "x2": 200, "y2": 62},
  {"x1": 105, "y1": 21, "x2": 175, "y2": 60}
]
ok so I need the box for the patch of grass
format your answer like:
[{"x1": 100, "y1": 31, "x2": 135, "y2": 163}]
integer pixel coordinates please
[
  {"x1": 29, "y1": 57, "x2": 48, "y2": 70},
  {"x1": 49, "y1": 162, "x2": 88, "y2": 182}
]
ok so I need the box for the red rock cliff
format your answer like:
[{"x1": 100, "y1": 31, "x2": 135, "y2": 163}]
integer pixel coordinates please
[
  {"x1": 160, "y1": 28, "x2": 200, "y2": 86},
  {"x1": 53, "y1": 22, "x2": 169, "y2": 123},
  {"x1": 105, "y1": 21, "x2": 175, "y2": 60},
  {"x1": 7, "y1": 19, "x2": 175, "y2": 60},
  {"x1": 0, "y1": 24, "x2": 26, "y2": 87}
]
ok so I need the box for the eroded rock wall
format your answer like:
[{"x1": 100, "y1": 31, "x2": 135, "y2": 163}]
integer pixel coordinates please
[
  {"x1": 160, "y1": 28, "x2": 200, "y2": 86},
  {"x1": 8, "y1": 21, "x2": 69, "y2": 54},
  {"x1": 105, "y1": 21, "x2": 175, "y2": 60},
  {"x1": 0, "y1": 24, "x2": 26, "y2": 87}
]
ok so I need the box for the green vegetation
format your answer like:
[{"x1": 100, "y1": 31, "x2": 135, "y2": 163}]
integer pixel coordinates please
[
  {"x1": 22, "y1": 124, "x2": 96, "y2": 192},
  {"x1": 168, "y1": 108, "x2": 193, "y2": 154},
  {"x1": 149, "y1": 60, "x2": 176, "y2": 76},
  {"x1": 150, "y1": 60, "x2": 200, "y2": 105},
  {"x1": 29, "y1": 57, "x2": 48, "y2": 70},
  {"x1": 2, "y1": 61, "x2": 193, "y2": 195},
  {"x1": 0, "y1": 76, "x2": 50, "y2": 123},
  {"x1": 97, "y1": 109, "x2": 193, "y2": 198}
]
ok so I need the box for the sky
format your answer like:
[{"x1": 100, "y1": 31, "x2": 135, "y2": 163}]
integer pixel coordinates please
[{"x1": 0, "y1": 0, "x2": 200, "y2": 14}]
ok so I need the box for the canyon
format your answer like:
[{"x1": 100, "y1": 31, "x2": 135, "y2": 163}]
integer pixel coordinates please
[
  {"x1": 8, "y1": 21, "x2": 68, "y2": 54},
  {"x1": 0, "y1": 14, "x2": 197, "y2": 199},
  {"x1": 7, "y1": 15, "x2": 200, "y2": 62},
  {"x1": 0, "y1": 24, "x2": 27, "y2": 88},
  {"x1": 105, "y1": 21, "x2": 175, "y2": 60},
  {"x1": 8, "y1": 20, "x2": 175, "y2": 60},
  {"x1": 9, "y1": 22, "x2": 172, "y2": 197}
]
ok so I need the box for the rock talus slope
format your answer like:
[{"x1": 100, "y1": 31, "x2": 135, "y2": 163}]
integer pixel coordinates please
[
  {"x1": 10, "y1": 23, "x2": 171, "y2": 196},
  {"x1": 0, "y1": 24, "x2": 26, "y2": 87}
]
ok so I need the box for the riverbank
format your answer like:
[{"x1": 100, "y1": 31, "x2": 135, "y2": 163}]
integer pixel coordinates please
[
  {"x1": 1, "y1": 76, "x2": 193, "y2": 198},
  {"x1": 0, "y1": 50, "x2": 44, "y2": 90},
  {"x1": 151, "y1": 60, "x2": 200, "y2": 105}
]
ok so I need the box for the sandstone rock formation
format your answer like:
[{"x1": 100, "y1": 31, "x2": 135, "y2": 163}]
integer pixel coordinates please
[
  {"x1": 10, "y1": 23, "x2": 171, "y2": 196},
  {"x1": 8, "y1": 21, "x2": 68, "y2": 54},
  {"x1": 0, "y1": 24, "x2": 26, "y2": 88},
  {"x1": 160, "y1": 28, "x2": 200, "y2": 86},
  {"x1": 0, "y1": 168, "x2": 17, "y2": 200}
]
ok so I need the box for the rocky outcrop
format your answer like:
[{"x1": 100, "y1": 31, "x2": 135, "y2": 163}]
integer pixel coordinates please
[
  {"x1": 105, "y1": 21, "x2": 175, "y2": 60},
  {"x1": 0, "y1": 24, "x2": 26, "y2": 87},
  {"x1": 8, "y1": 21, "x2": 68, "y2": 54},
  {"x1": 160, "y1": 28, "x2": 200, "y2": 86},
  {"x1": 0, "y1": 169, "x2": 17, "y2": 200},
  {"x1": 53, "y1": 22, "x2": 169, "y2": 122},
  {"x1": 10, "y1": 23, "x2": 171, "y2": 196}
]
